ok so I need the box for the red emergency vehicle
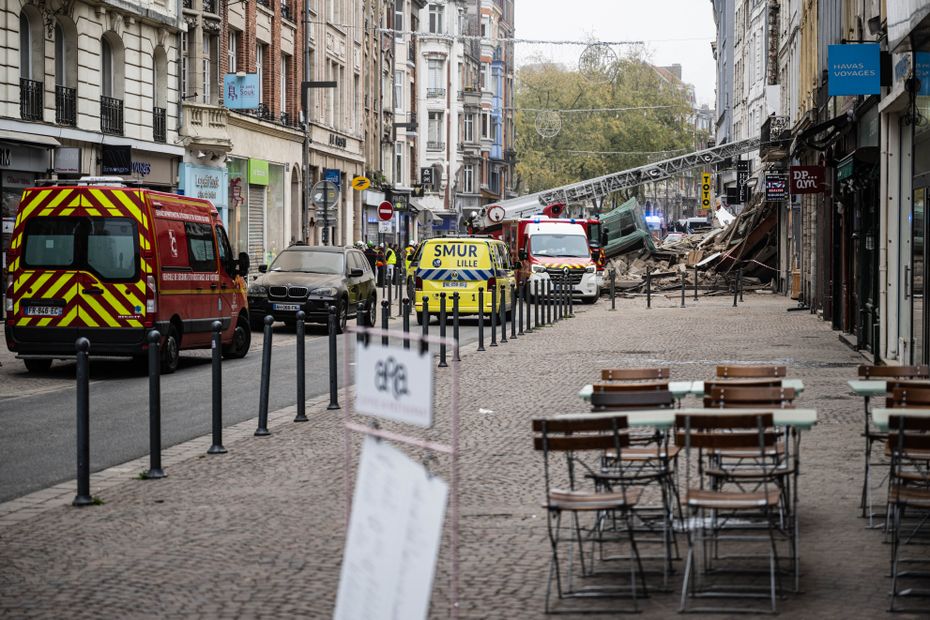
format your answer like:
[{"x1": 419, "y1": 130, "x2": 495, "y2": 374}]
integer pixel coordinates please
[{"x1": 4, "y1": 178, "x2": 251, "y2": 373}]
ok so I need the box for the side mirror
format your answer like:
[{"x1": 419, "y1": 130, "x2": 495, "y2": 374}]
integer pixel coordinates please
[
  {"x1": 258, "y1": 264, "x2": 267, "y2": 274},
  {"x1": 238, "y1": 252, "x2": 250, "y2": 277},
  {"x1": 349, "y1": 268, "x2": 364, "y2": 277}
]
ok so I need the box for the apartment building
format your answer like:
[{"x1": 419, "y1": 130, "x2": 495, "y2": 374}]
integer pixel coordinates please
[{"x1": 1, "y1": 0, "x2": 184, "y2": 308}]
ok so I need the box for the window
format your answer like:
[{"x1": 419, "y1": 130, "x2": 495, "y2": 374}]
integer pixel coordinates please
[
  {"x1": 463, "y1": 114, "x2": 474, "y2": 142},
  {"x1": 428, "y1": 3, "x2": 443, "y2": 33},
  {"x1": 481, "y1": 16, "x2": 490, "y2": 38},
  {"x1": 19, "y1": 13, "x2": 31, "y2": 80},
  {"x1": 185, "y1": 223, "x2": 217, "y2": 272},
  {"x1": 24, "y1": 219, "x2": 77, "y2": 268},
  {"x1": 102, "y1": 38, "x2": 113, "y2": 98},
  {"x1": 228, "y1": 30, "x2": 239, "y2": 74},
  {"x1": 428, "y1": 59, "x2": 443, "y2": 89},
  {"x1": 481, "y1": 111, "x2": 490, "y2": 139},
  {"x1": 55, "y1": 24, "x2": 66, "y2": 86},
  {"x1": 394, "y1": 0, "x2": 404, "y2": 32},
  {"x1": 481, "y1": 61, "x2": 491, "y2": 90},
  {"x1": 181, "y1": 32, "x2": 193, "y2": 99},
  {"x1": 463, "y1": 164, "x2": 474, "y2": 193},
  {"x1": 395, "y1": 141, "x2": 403, "y2": 180},
  {"x1": 428, "y1": 111, "x2": 443, "y2": 143},
  {"x1": 203, "y1": 35, "x2": 219, "y2": 104},
  {"x1": 215, "y1": 225, "x2": 231, "y2": 272},
  {"x1": 394, "y1": 70, "x2": 403, "y2": 108},
  {"x1": 479, "y1": 62, "x2": 486, "y2": 91},
  {"x1": 88, "y1": 219, "x2": 137, "y2": 280},
  {"x1": 256, "y1": 44, "x2": 264, "y2": 105},
  {"x1": 280, "y1": 53, "x2": 289, "y2": 114}
]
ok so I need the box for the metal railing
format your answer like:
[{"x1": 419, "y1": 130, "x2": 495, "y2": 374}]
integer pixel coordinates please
[
  {"x1": 202, "y1": 0, "x2": 216, "y2": 12},
  {"x1": 256, "y1": 0, "x2": 269, "y2": 7},
  {"x1": 427, "y1": 141, "x2": 445, "y2": 151},
  {"x1": 55, "y1": 85, "x2": 76, "y2": 126},
  {"x1": 182, "y1": 0, "x2": 192, "y2": 8},
  {"x1": 153, "y1": 107, "x2": 167, "y2": 142},
  {"x1": 100, "y1": 96, "x2": 124, "y2": 135},
  {"x1": 280, "y1": 0, "x2": 292, "y2": 19},
  {"x1": 427, "y1": 87, "x2": 446, "y2": 98},
  {"x1": 20, "y1": 78, "x2": 44, "y2": 121}
]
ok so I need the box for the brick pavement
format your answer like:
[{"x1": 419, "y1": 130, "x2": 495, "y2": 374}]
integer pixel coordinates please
[{"x1": 0, "y1": 293, "x2": 921, "y2": 618}]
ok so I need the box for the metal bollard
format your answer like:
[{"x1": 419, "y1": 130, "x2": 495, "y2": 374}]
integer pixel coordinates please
[
  {"x1": 73, "y1": 337, "x2": 93, "y2": 506},
  {"x1": 256, "y1": 315, "x2": 274, "y2": 433},
  {"x1": 694, "y1": 268, "x2": 699, "y2": 301},
  {"x1": 422, "y1": 296, "x2": 430, "y2": 341},
  {"x1": 490, "y1": 285, "x2": 498, "y2": 346},
  {"x1": 534, "y1": 280, "x2": 540, "y2": 328},
  {"x1": 733, "y1": 275, "x2": 739, "y2": 307},
  {"x1": 517, "y1": 282, "x2": 524, "y2": 335},
  {"x1": 388, "y1": 273, "x2": 393, "y2": 308},
  {"x1": 294, "y1": 312, "x2": 308, "y2": 423},
  {"x1": 402, "y1": 297, "x2": 411, "y2": 350},
  {"x1": 560, "y1": 278, "x2": 566, "y2": 320},
  {"x1": 524, "y1": 281, "x2": 532, "y2": 333},
  {"x1": 452, "y1": 292, "x2": 461, "y2": 361},
  {"x1": 569, "y1": 283, "x2": 574, "y2": 316},
  {"x1": 209, "y1": 321, "x2": 228, "y2": 450},
  {"x1": 145, "y1": 329, "x2": 166, "y2": 478},
  {"x1": 397, "y1": 279, "x2": 403, "y2": 317},
  {"x1": 546, "y1": 280, "x2": 552, "y2": 325},
  {"x1": 477, "y1": 287, "x2": 486, "y2": 352},
  {"x1": 438, "y1": 293, "x2": 448, "y2": 368},
  {"x1": 500, "y1": 286, "x2": 508, "y2": 344},
  {"x1": 610, "y1": 269, "x2": 616, "y2": 311},
  {"x1": 381, "y1": 299, "x2": 390, "y2": 347},
  {"x1": 681, "y1": 272, "x2": 686, "y2": 308},
  {"x1": 356, "y1": 301, "x2": 367, "y2": 342},
  {"x1": 646, "y1": 268, "x2": 652, "y2": 309},
  {"x1": 511, "y1": 283, "x2": 517, "y2": 338},
  {"x1": 327, "y1": 306, "x2": 340, "y2": 410},
  {"x1": 738, "y1": 267, "x2": 744, "y2": 302}
]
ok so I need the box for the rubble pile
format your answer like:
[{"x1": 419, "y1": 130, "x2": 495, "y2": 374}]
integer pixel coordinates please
[{"x1": 606, "y1": 196, "x2": 778, "y2": 293}]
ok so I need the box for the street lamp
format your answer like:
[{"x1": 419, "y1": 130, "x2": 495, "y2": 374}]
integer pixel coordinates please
[{"x1": 301, "y1": 80, "x2": 336, "y2": 244}]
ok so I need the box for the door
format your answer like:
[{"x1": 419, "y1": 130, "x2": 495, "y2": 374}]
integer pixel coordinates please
[
  {"x1": 182, "y1": 221, "x2": 219, "y2": 346},
  {"x1": 215, "y1": 224, "x2": 238, "y2": 329},
  {"x1": 346, "y1": 251, "x2": 365, "y2": 310},
  {"x1": 914, "y1": 179, "x2": 930, "y2": 364}
]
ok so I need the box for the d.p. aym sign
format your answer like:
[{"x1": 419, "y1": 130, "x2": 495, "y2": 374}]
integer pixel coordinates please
[{"x1": 789, "y1": 166, "x2": 826, "y2": 195}]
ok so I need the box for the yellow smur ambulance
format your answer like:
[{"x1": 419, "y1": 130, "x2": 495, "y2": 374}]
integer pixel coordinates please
[{"x1": 411, "y1": 237, "x2": 516, "y2": 324}]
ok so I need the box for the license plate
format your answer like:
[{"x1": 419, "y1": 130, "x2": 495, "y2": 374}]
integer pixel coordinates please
[
  {"x1": 442, "y1": 281, "x2": 468, "y2": 288},
  {"x1": 273, "y1": 303, "x2": 301, "y2": 312},
  {"x1": 25, "y1": 306, "x2": 62, "y2": 317}
]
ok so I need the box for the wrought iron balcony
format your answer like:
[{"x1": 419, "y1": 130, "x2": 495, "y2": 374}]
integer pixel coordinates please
[
  {"x1": 256, "y1": 0, "x2": 269, "y2": 7},
  {"x1": 203, "y1": 0, "x2": 216, "y2": 13},
  {"x1": 20, "y1": 78, "x2": 43, "y2": 121},
  {"x1": 182, "y1": 0, "x2": 192, "y2": 8},
  {"x1": 153, "y1": 107, "x2": 167, "y2": 143},
  {"x1": 280, "y1": 0, "x2": 292, "y2": 20},
  {"x1": 55, "y1": 85, "x2": 76, "y2": 126},
  {"x1": 427, "y1": 141, "x2": 445, "y2": 151},
  {"x1": 426, "y1": 87, "x2": 446, "y2": 98},
  {"x1": 100, "y1": 96, "x2": 124, "y2": 135}
]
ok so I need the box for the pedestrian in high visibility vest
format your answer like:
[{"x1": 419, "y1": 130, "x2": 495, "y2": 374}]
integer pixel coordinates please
[{"x1": 385, "y1": 244, "x2": 397, "y2": 283}]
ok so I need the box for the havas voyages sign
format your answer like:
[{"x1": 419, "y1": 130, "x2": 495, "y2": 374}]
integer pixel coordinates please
[{"x1": 828, "y1": 44, "x2": 881, "y2": 97}]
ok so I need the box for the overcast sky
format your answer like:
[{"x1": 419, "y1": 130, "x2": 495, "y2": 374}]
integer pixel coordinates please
[{"x1": 513, "y1": 0, "x2": 717, "y2": 107}]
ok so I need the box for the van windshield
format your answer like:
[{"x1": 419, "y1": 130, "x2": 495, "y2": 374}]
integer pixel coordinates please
[
  {"x1": 530, "y1": 234, "x2": 590, "y2": 258},
  {"x1": 23, "y1": 217, "x2": 138, "y2": 280},
  {"x1": 270, "y1": 250, "x2": 345, "y2": 274}
]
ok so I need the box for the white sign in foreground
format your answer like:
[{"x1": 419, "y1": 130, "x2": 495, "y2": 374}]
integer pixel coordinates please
[
  {"x1": 334, "y1": 437, "x2": 449, "y2": 620},
  {"x1": 355, "y1": 341, "x2": 434, "y2": 427}
]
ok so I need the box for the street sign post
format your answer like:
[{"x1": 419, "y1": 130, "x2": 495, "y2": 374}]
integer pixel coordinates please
[
  {"x1": 311, "y1": 180, "x2": 340, "y2": 245},
  {"x1": 378, "y1": 200, "x2": 394, "y2": 221}
]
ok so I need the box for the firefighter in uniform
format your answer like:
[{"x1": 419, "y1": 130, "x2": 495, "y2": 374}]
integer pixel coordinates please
[{"x1": 385, "y1": 244, "x2": 398, "y2": 284}]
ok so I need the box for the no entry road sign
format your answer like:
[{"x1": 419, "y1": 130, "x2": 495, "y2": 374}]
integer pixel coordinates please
[{"x1": 378, "y1": 201, "x2": 394, "y2": 221}]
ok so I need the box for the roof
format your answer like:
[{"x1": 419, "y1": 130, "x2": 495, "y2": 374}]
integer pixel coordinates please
[{"x1": 282, "y1": 245, "x2": 347, "y2": 253}]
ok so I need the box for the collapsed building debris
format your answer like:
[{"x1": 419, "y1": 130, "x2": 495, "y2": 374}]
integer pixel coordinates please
[{"x1": 604, "y1": 195, "x2": 778, "y2": 294}]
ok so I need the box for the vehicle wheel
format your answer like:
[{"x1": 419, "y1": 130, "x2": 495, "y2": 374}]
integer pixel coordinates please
[
  {"x1": 367, "y1": 295, "x2": 378, "y2": 327},
  {"x1": 223, "y1": 315, "x2": 251, "y2": 359},
  {"x1": 161, "y1": 325, "x2": 180, "y2": 374},
  {"x1": 23, "y1": 359, "x2": 52, "y2": 373},
  {"x1": 334, "y1": 298, "x2": 348, "y2": 334}
]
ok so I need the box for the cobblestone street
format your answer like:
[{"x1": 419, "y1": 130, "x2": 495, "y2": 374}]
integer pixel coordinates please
[{"x1": 0, "y1": 293, "x2": 918, "y2": 618}]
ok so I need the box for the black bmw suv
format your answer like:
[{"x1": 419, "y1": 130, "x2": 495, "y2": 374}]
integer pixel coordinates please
[{"x1": 247, "y1": 245, "x2": 377, "y2": 333}]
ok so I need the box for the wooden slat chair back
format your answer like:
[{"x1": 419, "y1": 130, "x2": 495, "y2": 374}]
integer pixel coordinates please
[
  {"x1": 705, "y1": 378, "x2": 784, "y2": 390},
  {"x1": 590, "y1": 389, "x2": 675, "y2": 412},
  {"x1": 716, "y1": 365, "x2": 786, "y2": 378},
  {"x1": 532, "y1": 416, "x2": 632, "y2": 453},
  {"x1": 704, "y1": 386, "x2": 797, "y2": 409},
  {"x1": 602, "y1": 367, "x2": 671, "y2": 381},
  {"x1": 858, "y1": 364, "x2": 930, "y2": 380},
  {"x1": 887, "y1": 387, "x2": 930, "y2": 408},
  {"x1": 592, "y1": 381, "x2": 670, "y2": 393}
]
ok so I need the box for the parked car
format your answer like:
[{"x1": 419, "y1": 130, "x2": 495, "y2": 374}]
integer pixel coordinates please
[{"x1": 246, "y1": 245, "x2": 376, "y2": 333}]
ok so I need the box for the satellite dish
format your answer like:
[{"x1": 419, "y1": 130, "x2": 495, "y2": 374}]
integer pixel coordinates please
[{"x1": 487, "y1": 205, "x2": 506, "y2": 222}]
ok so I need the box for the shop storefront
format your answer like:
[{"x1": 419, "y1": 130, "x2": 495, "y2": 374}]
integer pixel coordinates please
[
  {"x1": 180, "y1": 163, "x2": 228, "y2": 224},
  {"x1": 1, "y1": 141, "x2": 51, "y2": 319},
  {"x1": 225, "y1": 157, "x2": 287, "y2": 267}
]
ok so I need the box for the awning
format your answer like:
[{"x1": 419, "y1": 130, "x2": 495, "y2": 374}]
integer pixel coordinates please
[
  {"x1": 0, "y1": 129, "x2": 60, "y2": 147},
  {"x1": 409, "y1": 195, "x2": 455, "y2": 216}
]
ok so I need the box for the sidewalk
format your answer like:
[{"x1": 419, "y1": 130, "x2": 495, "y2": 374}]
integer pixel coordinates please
[{"x1": 0, "y1": 293, "x2": 913, "y2": 618}]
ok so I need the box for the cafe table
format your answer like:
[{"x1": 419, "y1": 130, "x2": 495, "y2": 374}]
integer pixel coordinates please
[
  {"x1": 577, "y1": 381, "x2": 694, "y2": 404},
  {"x1": 690, "y1": 378, "x2": 806, "y2": 398},
  {"x1": 870, "y1": 407, "x2": 930, "y2": 432},
  {"x1": 848, "y1": 379, "x2": 894, "y2": 524}
]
